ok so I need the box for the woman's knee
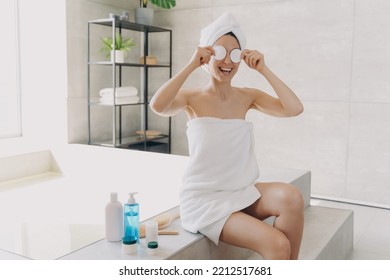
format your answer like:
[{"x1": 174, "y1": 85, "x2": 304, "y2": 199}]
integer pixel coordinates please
[
  {"x1": 277, "y1": 183, "x2": 304, "y2": 212},
  {"x1": 261, "y1": 231, "x2": 291, "y2": 260}
]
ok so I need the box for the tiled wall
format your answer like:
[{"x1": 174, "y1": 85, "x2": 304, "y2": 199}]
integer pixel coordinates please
[
  {"x1": 152, "y1": 0, "x2": 390, "y2": 205},
  {"x1": 66, "y1": 0, "x2": 139, "y2": 144},
  {"x1": 67, "y1": 0, "x2": 390, "y2": 205}
]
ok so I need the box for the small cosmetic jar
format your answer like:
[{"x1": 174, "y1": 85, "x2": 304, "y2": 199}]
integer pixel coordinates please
[
  {"x1": 122, "y1": 237, "x2": 137, "y2": 255},
  {"x1": 145, "y1": 220, "x2": 158, "y2": 244},
  {"x1": 109, "y1": 13, "x2": 119, "y2": 20},
  {"x1": 147, "y1": 241, "x2": 159, "y2": 255},
  {"x1": 120, "y1": 11, "x2": 129, "y2": 21}
]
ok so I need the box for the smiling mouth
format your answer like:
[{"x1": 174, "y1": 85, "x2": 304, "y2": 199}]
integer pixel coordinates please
[{"x1": 219, "y1": 67, "x2": 233, "y2": 74}]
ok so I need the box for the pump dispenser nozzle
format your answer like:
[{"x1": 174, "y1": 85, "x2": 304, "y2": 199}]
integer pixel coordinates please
[{"x1": 128, "y1": 192, "x2": 138, "y2": 204}]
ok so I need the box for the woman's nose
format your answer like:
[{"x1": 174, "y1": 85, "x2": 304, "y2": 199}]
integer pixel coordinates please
[{"x1": 223, "y1": 53, "x2": 232, "y2": 63}]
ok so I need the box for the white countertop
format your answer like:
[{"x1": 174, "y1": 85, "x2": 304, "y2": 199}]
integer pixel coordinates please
[
  {"x1": 0, "y1": 144, "x2": 309, "y2": 260},
  {"x1": 0, "y1": 144, "x2": 187, "y2": 259}
]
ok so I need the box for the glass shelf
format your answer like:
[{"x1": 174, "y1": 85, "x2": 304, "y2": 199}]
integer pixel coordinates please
[
  {"x1": 89, "y1": 100, "x2": 147, "y2": 107},
  {"x1": 89, "y1": 96, "x2": 152, "y2": 107},
  {"x1": 91, "y1": 134, "x2": 169, "y2": 149},
  {"x1": 88, "y1": 18, "x2": 171, "y2": 33},
  {"x1": 88, "y1": 61, "x2": 170, "y2": 67}
]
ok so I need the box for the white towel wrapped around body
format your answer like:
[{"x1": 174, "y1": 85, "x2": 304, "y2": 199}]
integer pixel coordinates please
[
  {"x1": 99, "y1": 86, "x2": 138, "y2": 98},
  {"x1": 180, "y1": 117, "x2": 261, "y2": 245}
]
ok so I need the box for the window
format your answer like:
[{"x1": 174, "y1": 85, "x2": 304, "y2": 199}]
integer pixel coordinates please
[{"x1": 0, "y1": 0, "x2": 21, "y2": 139}]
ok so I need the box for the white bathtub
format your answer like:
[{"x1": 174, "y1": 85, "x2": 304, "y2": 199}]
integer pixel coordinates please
[{"x1": 0, "y1": 144, "x2": 187, "y2": 259}]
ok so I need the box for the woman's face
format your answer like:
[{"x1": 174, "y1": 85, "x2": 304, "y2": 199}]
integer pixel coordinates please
[{"x1": 209, "y1": 35, "x2": 241, "y2": 82}]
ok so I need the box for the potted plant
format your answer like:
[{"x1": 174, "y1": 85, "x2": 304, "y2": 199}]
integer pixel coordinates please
[
  {"x1": 135, "y1": 0, "x2": 176, "y2": 25},
  {"x1": 100, "y1": 32, "x2": 135, "y2": 63}
]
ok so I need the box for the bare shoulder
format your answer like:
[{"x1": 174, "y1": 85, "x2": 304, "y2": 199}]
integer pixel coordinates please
[
  {"x1": 235, "y1": 87, "x2": 275, "y2": 112},
  {"x1": 179, "y1": 87, "x2": 203, "y2": 97},
  {"x1": 179, "y1": 87, "x2": 207, "y2": 119},
  {"x1": 179, "y1": 86, "x2": 208, "y2": 103},
  {"x1": 235, "y1": 87, "x2": 266, "y2": 101},
  {"x1": 237, "y1": 86, "x2": 266, "y2": 96}
]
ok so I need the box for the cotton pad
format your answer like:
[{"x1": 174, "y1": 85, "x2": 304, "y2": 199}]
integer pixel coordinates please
[
  {"x1": 214, "y1": 46, "x2": 227, "y2": 60},
  {"x1": 213, "y1": 46, "x2": 241, "y2": 63},
  {"x1": 230, "y1": 49, "x2": 241, "y2": 63}
]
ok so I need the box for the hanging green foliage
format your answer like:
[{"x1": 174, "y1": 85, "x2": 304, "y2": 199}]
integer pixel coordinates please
[{"x1": 139, "y1": 0, "x2": 176, "y2": 9}]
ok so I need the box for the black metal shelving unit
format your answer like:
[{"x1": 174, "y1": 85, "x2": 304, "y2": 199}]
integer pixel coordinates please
[{"x1": 87, "y1": 18, "x2": 172, "y2": 153}]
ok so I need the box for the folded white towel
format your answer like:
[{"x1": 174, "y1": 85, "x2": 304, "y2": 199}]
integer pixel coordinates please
[
  {"x1": 180, "y1": 117, "x2": 261, "y2": 245},
  {"x1": 199, "y1": 13, "x2": 246, "y2": 49},
  {"x1": 99, "y1": 96, "x2": 140, "y2": 105},
  {"x1": 99, "y1": 86, "x2": 138, "y2": 98}
]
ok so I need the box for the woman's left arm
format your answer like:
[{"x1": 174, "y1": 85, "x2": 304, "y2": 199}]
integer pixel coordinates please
[{"x1": 242, "y1": 49, "x2": 304, "y2": 117}]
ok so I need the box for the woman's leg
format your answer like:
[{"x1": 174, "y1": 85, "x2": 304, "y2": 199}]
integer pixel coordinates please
[
  {"x1": 220, "y1": 211, "x2": 291, "y2": 260},
  {"x1": 244, "y1": 182, "x2": 304, "y2": 260}
]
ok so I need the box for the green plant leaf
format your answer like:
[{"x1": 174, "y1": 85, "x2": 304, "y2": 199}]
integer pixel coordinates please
[
  {"x1": 100, "y1": 37, "x2": 114, "y2": 58},
  {"x1": 100, "y1": 33, "x2": 135, "y2": 58},
  {"x1": 150, "y1": 0, "x2": 176, "y2": 9},
  {"x1": 122, "y1": 38, "x2": 135, "y2": 49}
]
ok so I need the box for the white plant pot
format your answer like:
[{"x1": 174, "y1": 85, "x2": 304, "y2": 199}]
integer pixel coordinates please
[
  {"x1": 134, "y1": 7, "x2": 154, "y2": 26},
  {"x1": 111, "y1": 50, "x2": 125, "y2": 63}
]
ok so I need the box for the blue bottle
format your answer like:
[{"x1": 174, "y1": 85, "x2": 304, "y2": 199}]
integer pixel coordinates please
[{"x1": 123, "y1": 192, "x2": 139, "y2": 244}]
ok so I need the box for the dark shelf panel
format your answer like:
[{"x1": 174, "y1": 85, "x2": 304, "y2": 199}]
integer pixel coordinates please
[
  {"x1": 125, "y1": 141, "x2": 169, "y2": 154},
  {"x1": 89, "y1": 97, "x2": 152, "y2": 107},
  {"x1": 89, "y1": 101, "x2": 146, "y2": 107},
  {"x1": 89, "y1": 61, "x2": 170, "y2": 68},
  {"x1": 89, "y1": 18, "x2": 171, "y2": 33},
  {"x1": 91, "y1": 134, "x2": 169, "y2": 147}
]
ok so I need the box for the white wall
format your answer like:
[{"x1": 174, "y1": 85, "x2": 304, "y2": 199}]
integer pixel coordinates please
[
  {"x1": 66, "y1": 0, "x2": 390, "y2": 206},
  {"x1": 0, "y1": 0, "x2": 68, "y2": 156}
]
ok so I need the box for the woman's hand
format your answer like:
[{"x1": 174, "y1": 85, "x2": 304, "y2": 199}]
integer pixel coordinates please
[
  {"x1": 241, "y1": 49, "x2": 266, "y2": 73},
  {"x1": 189, "y1": 46, "x2": 215, "y2": 68}
]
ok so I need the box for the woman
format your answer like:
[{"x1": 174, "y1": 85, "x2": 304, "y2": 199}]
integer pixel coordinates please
[{"x1": 150, "y1": 13, "x2": 304, "y2": 260}]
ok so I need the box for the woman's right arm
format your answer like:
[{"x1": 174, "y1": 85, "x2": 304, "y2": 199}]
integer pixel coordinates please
[{"x1": 150, "y1": 46, "x2": 214, "y2": 117}]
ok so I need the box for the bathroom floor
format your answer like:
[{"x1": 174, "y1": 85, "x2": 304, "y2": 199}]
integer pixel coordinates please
[{"x1": 310, "y1": 198, "x2": 390, "y2": 259}]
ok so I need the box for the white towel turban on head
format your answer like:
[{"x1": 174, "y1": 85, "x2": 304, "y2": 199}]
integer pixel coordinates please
[{"x1": 199, "y1": 13, "x2": 246, "y2": 50}]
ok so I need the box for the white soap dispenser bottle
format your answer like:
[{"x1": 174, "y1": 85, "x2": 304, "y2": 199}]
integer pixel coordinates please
[{"x1": 105, "y1": 192, "x2": 123, "y2": 241}]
